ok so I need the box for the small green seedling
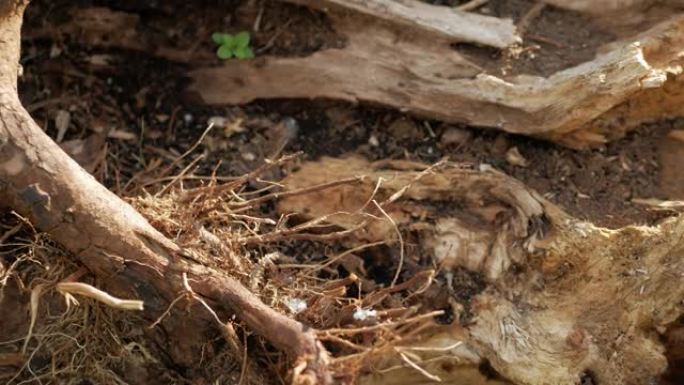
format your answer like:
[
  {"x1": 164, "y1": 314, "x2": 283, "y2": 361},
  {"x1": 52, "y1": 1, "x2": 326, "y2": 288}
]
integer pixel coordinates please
[{"x1": 212, "y1": 31, "x2": 254, "y2": 60}]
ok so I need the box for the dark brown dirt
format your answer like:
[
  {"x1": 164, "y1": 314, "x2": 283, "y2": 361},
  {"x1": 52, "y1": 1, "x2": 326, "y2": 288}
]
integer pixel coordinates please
[
  {"x1": 483, "y1": 0, "x2": 616, "y2": 77},
  {"x1": 429, "y1": 0, "x2": 616, "y2": 77},
  {"x1": 19, "y1": 0, "x2": 663, "y2": 228},
  {"x1": 4, "y1": 0, "x2": 684, "y2": 384}
]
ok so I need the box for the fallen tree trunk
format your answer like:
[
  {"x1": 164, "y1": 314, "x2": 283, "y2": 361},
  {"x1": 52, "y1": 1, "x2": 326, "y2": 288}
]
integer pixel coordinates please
[
  {"x1": 278, "y1": 156, "x2": 684, "y2": 385},
  {"x1": 186, "y1": 0, "x2": 684, "y2": 148},
  {"x1": 35, "y1": 1, "x2": 684, "y2": 148},
  {"x1": 0, "y1": 2, "x2": 330, "y2": 383}
]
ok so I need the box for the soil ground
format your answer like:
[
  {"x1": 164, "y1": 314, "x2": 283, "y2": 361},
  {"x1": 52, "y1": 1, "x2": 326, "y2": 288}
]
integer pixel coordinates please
[{"x1": 1, "y1": 0, "x2": 683, "y2": 384}]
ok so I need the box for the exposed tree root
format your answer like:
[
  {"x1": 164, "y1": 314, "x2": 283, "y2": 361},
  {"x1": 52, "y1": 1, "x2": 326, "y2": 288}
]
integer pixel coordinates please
[
  {"x1": 278, "y1": 156, "x2": 684, "y2": 385},
  {"x1": 0, "y1": 2, "x2": 331, "y2": 384}
]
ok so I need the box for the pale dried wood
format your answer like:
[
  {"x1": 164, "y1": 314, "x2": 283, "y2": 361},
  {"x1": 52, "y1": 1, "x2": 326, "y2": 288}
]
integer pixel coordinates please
[
  {"x1": 43, "y1": 4, "x2": 684, "y2": 148},
  {"x1": 278, "y1": 156, "x2": 684, "y2": 385},
  {"x1": 189, "y1": 10, "x2": 684, "y2": 147},
  {"x1": 456, "y1": 0, "x2": 489, "y2": 12},
  {"x1": 542, "y1": 0, "x2": 653, "y2": 13},
  {"x1": 286, "y1": 0, "x2": 520, "y2": 48}
]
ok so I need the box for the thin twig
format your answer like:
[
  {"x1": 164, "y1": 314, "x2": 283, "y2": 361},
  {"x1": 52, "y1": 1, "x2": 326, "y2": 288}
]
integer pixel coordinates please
[
  {"x1": 173, "y1": 122, "x2": 215, "y2": 169},
  {"x1": 0, "y1": 222, "x2": 22, "y2": 244},
  {"x1": 232, "y1": 176, "x2": 363, "y2": 208},
  {"x1": 377, "y1": 355, "x2": 459, "y2": 375},
  {"x1": 238, "y1": 331, "x2": 249, "y2": 385},
  {"x1": 56, "y1": 282, "x2": 144, "y2": 310},
  {"x1": 125, "y1": 122, "x2": 214, "y2": 193},
  {"x1": 22, "y1": 284, "x2": 45, "y2": 354},
  {"x1": 149, "y1": 294, "x2": 187, "y2": 329},
  {"x1": 318, "y1": 334, "x2": 369, "y2": 351},
  {"x1": 182, "y1": 273, "x2": 224, "y2": 326},
  {"x1": 240, "y1": 219, "x2": 366, "y2": 245},
  {"x1": 398, "y1": 351, "x2": 442, "y2": 382},
  {"x1": 517, "y1": 2, "x2": 546, "y2": 36},
  {"x1": 307, "y1": 241, "x2": 386, "y2": 272},
  {"x1": 455, "y1": 0, "x2": 488, "y2": 12},
  {"x1": 156, "y1": 154, "x2": 205, "y2": 196},
  {"x1": 382, "y1": 158, "x2": 447, "y2": 206},
  {"x1": 396, "y1": 341, "x2": 463, "y2": 352},
  {"x1": 319, "y1": 310, "x2": 443, "y2": 335},
  {"x1": 373, "y1": 200, "x2": 404, "y2": 287},
  {"x1": 526, "y1": 33, "x2": 566, "y2": 48},
  {"x1": 182, "y1": 153, "x2": 301, "y2": 201}
]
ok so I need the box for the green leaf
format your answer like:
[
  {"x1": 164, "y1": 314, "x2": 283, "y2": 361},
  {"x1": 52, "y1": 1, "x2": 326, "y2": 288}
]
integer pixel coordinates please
[
  {"x1": 211, "y1": 32, "x2": 224, "y2": 45},
  {"x1": 234, "y1": 46, "x2": 254, "y2": 59},
  {"x1": 234, "y1": 31, "x2": 251, "y2": 48},
  {"x1": 212, "y1": 32, "x2": 233, "y2": 45},
  {"x1": 217, "y1": 45, "x2": 234, "y2": 59},
  {"x1": 223, "y1": 34, "x2": 237, "y2": 48}
]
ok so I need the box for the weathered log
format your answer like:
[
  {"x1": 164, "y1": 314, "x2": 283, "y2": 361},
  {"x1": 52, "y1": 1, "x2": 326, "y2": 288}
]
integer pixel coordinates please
[
  {"x1": 0, "y1": 2, "x2": 330, "y2": 383},
  {"x1": 185, "y1": 0, "x2": 684, "y2": 148},
  {"x1": 36, "y1": 2, "x2": 684, "y2": 148},
  {"x1": 278, "y1": 156, "x2": 684, "y2": 385}
]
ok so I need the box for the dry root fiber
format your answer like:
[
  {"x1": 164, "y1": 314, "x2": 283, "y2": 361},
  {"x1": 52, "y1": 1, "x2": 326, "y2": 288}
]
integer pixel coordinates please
[
  {"x1": 0, "y1": 214, "x2": 257, "y2": 385},
  {"x1": 2, "y1": 153, "x2": 683, "y2": 385}
]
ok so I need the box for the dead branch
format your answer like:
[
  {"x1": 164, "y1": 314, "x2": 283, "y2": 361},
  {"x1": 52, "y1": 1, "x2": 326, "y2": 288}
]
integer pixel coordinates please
[
  {"x1": 542, "y1": 0, "x2": 653, "y2": 13},
  {"x1": 187, "y1": 3, "x2": 684, "y2": 148},
  {"x1": 37, "y1": 3, "x2": 684, "y2": 148}
]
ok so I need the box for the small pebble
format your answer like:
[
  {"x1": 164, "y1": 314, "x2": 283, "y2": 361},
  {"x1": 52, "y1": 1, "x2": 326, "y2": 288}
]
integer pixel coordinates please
[
  {"x1": 505, "y1": 146, "x2": 529, "y2": 167},
  {"x1": 208, "y1": 116, "x2": 227, "y2": 128},
  {"x1": 441, "y1": 127, "x2": 471, "y2": 147},
  {"x1": 353, "y1": 307, "x2": 377, "y2": 321},
  {"x1": 368, "y1": 134, "x2": 379, "y2": 147},
  {"x1": 183, "y1": 113, "x2": 194, "y2": 125},
  {"x1": 285, "y1": 298, "x2": 307, "y2": 314}
]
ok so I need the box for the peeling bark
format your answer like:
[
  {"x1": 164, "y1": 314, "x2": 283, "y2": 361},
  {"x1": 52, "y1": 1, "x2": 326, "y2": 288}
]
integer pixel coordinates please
[{"x1": 285, "y1": 0, "x2": 520, "y2": 48}]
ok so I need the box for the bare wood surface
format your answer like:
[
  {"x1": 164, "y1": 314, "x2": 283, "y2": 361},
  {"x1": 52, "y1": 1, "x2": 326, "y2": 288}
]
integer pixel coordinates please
[
  {"x1": 189, "y1": 10, "x2": 684, "y2": 147},
  {"x1": 34, "y1": 3, "x2": 684, "y2": 148},
  {"x1": 542, "y1": 0, "x2": 653, "y2": 13},
  {"x1": 286, "y1": 0, "x2": 520, "y2": 48},
  {"x1": 279, "y1": 156, "x2": 684, "y2": 385}
]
